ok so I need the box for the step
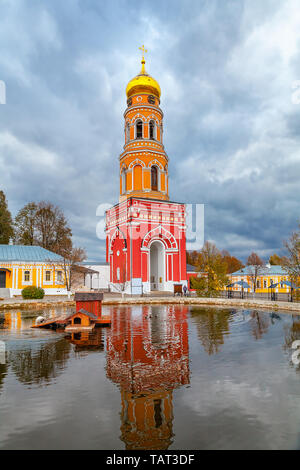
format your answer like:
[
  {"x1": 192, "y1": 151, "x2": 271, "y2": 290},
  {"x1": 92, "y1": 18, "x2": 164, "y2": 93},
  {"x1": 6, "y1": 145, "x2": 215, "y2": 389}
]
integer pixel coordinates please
[{"x1": 143, "y1": 291, "x2": 174, "y2": 297}]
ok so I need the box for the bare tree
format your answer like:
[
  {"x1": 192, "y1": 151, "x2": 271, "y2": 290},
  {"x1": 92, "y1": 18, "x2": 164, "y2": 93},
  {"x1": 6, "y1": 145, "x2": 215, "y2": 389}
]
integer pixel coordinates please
[
  {"x1": 247, "y1": 252, "x2": 264, "y2": 293},
  {"x1": 14, "y1": 202, "x2": 37, "y2": 245},
  {"x1": 15, "y1": 200, "x2": 86, "y2": 297},
  {"x1": 47, "y1": 246, "x2": 86, "y2": 297},
  {"x1": 35, "y1": 201, "x2": 72, "y2": 254},
  {"x1": 282, "y1": 226, "x2": 300, "y2": 299},
  {"x1": 283, "y1": 229, "x2": 300, "y2": 279},
  {"x1": 14, "y1": 201, "x2": 72, "y2": 255}
]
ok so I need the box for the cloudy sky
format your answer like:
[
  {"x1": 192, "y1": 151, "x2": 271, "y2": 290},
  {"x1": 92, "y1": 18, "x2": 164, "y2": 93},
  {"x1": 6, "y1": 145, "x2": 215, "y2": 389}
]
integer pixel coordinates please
[{"x1": 0, "y1": 0, "x2": 299, "y2": 262}]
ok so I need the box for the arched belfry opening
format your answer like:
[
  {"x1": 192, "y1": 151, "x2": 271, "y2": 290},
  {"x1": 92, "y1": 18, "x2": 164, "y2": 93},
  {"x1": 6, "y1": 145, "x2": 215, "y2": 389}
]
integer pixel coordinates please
[
  {"x1": 150, "y1": 241, "x2": 165, "y2": 291},
  {"x1": 149, "y1": 120, "x2": 155, "y2": 140},
  {"x1": 151, "y1": 166, "x2": 158, "y2": 191},
  {"x1": 136, "y1": 120, "x2": 143, "y2": 139}
]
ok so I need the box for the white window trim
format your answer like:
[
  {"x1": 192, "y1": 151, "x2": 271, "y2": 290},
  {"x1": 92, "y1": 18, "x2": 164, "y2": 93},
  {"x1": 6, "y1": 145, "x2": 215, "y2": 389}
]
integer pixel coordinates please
[
  {"x1": 22, "y1": 268, "x2": 33, "y2": 286},
  {"x1": 135, "y1": 119, "x2": 144, "y2": 140},
  {"x1": 55, "y1": 270, "x2": 65, "y2": 285},
  {"x1": 149, "y1": 120, "x2": 156, "y2": 141},
  {"x1": 43, "y1": 269, "x2": 53, "y2": 286}
]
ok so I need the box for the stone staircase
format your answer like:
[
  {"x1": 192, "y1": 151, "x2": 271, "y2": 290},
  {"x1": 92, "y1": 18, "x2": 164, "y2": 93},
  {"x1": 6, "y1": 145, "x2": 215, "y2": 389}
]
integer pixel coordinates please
[{"x1": 143, "y1": 290, "x2": 174, "y2": 297}]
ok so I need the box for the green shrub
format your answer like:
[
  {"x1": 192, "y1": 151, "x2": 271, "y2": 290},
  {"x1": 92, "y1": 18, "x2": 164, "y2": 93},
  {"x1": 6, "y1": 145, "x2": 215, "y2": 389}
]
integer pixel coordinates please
[{"x1": 21, "y1": 286, "x2": 45, "y2": 299}]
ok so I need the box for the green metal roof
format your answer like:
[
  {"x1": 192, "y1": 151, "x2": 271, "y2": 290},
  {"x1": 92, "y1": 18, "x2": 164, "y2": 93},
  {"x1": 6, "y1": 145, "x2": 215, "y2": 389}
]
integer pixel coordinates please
[
  {"x1": 0, "y1": 245, "x2": 63, "y2": 262},
  {"x1": 231, "y1": 265, "x2": 287, "y2": 276}
]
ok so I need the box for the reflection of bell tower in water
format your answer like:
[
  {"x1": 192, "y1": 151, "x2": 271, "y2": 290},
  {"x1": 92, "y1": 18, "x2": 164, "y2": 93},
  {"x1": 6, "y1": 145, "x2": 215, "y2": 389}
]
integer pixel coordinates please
[
  {"x1": 106, "y1": 305, "x2": 190, "y2": 450},
  {"x1": 106, "y1": 46, "x2": 188, "y2": 294}
]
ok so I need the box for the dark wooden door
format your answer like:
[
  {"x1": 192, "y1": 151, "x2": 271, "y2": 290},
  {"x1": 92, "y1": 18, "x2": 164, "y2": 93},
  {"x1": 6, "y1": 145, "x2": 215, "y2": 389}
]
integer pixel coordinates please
[{"x1": 0, "y1": 271, "x2": 6, "y2": 288}]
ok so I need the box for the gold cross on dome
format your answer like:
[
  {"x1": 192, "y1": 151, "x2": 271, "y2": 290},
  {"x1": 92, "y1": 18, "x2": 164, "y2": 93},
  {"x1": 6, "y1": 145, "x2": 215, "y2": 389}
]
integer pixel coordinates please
[{"x1": 139, "y1": 45, "x2": 148, "y2": 62}]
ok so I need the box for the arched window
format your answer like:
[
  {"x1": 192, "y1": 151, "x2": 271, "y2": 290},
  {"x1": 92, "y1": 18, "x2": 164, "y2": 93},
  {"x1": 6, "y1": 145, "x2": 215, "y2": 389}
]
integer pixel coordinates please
[
  {"x1": 121, "y1": 169, "x2": 126, "y2": 194},
  {"x1": 136, "y1": 120, "x2": 143, "y2": 139},
  {"x1": 151, "y1": 166, "x2": 158, "y2": 191},
  {"x1": 149, "y1": 120, "x2": 155, "y2": 140},
  {"x1": 125, "y1": 123, "x2": 130, "y2": 143}
]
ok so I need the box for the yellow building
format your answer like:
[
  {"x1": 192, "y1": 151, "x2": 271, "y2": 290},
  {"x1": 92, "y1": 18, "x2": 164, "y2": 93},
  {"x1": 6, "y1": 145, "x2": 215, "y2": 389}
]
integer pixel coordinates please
[
  {"x1": 229, "y1": 264, "x2": 291, "y2": 295},
  {"x1": 0, "y1": 245, "x2": 68, "y2": 298}
]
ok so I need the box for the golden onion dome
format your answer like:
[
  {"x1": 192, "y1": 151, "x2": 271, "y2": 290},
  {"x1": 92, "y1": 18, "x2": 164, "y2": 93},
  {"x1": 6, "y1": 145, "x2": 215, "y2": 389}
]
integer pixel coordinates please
[{"x1": 126, "y1": 57, "x2": 161, "y2": 100}]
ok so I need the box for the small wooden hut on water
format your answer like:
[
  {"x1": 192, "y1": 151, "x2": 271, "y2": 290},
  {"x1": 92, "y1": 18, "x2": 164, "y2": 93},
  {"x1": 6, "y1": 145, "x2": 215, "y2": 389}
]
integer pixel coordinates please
[{"x1": 32, "y1": 292, "x2": 111, "y2": 330}]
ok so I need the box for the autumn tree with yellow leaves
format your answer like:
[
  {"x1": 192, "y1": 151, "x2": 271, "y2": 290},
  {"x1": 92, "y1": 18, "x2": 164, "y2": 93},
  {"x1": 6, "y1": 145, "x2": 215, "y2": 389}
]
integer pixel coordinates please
[{"x1": 191, "y1": 241, "x2": 229, "y2": 297}]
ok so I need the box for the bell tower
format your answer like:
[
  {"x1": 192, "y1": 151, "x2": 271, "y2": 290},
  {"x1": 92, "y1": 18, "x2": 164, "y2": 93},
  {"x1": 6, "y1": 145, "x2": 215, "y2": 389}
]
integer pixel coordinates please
[
  {"x1": 106, "y1": 47, "x2": 187, "y2": 295},
  {"x1": 120, "y1": 47, "x2": 169, "y2": 202}
]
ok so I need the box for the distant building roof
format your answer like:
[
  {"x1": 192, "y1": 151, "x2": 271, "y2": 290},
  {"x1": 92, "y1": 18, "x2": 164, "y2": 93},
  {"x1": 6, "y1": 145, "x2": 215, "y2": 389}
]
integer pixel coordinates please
[
  {"x1": 73, "y1": 265, "x2": 99, "y2": 275},
  {"x1": 186, "y1": 264, "x2": 196, "y2": 272},
  {"x1": 231, "y1": 265, "x2": 287, "y2": 276},
  {"x1": 0, "y1": 245, "x2": 63, "y2": 262}
]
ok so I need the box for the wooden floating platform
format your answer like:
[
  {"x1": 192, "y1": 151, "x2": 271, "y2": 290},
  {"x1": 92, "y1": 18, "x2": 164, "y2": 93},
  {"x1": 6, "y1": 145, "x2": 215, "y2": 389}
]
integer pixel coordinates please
[
  {"x1": 31, "y1": 316, "x2": 68, "y2": 329},
  {"x1": 65, "y1": 324, "x2": 95, "y2": 332},
  {"x1": 32, "y1": 314, "x2": 111, "y2": 329}
]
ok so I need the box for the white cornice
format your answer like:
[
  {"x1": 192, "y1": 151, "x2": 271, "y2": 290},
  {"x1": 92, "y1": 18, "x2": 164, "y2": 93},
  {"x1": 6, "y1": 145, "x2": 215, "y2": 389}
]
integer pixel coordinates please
[
  {"x1": 120, "y1": 149, "x2": 169, "y2": 161},
  {"x1": 124, "y1": 105, "x2": 164, "y2": 118},
  {"x1": 123, "y1": 139, "x2": 165, "y2": 152}
]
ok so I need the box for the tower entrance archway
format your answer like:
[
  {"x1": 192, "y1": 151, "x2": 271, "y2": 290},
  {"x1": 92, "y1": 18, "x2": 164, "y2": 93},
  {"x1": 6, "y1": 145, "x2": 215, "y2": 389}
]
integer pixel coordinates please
[{"x1": 150, "y1": 241, "x2": 165, "y2": 291}]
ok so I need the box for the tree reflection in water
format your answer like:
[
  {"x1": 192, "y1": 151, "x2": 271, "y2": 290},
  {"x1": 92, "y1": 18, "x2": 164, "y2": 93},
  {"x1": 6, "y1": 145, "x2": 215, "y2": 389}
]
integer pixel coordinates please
[
  {"x1": 190, "y1": 307, "x2": 231, "y2": 355},
  {"x1": 0, "y1": 363, "x2": 7, "y2": 393},
  {"x1": 7, "y1": 337, "x2": 71, "y2": 386},
  {"x1": 249, "y1": 310, "x2": 270, "y2": 340},
  {"x1": 106, "y1": 305, "x2": 190, "y2": 450}
]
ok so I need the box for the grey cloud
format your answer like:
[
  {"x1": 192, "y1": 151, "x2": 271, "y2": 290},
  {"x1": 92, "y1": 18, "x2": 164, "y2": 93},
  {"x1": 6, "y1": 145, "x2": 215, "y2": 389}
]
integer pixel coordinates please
[{"x1": 0, "y1": 0, "x2": 299, "y2": 261}]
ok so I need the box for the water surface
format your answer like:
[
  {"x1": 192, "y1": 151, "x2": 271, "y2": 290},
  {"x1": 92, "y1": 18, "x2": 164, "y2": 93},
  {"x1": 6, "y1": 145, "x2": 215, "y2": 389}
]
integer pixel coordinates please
[{"x1": 0, "y1": 304, "x2": 300, "y2": 450}]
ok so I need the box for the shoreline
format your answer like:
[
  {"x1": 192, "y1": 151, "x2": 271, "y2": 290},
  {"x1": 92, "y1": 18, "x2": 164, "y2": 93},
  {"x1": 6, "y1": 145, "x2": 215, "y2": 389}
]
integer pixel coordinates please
[{"x1": 0, "y1": 296, "x2": 300, "y2": 313}]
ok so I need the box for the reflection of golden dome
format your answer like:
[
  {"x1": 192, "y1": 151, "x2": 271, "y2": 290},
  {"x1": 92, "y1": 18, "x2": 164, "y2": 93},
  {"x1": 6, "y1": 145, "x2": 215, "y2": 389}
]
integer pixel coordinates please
[{"x1": 126, "y1": 59, "x2": 161, "y2": 99}]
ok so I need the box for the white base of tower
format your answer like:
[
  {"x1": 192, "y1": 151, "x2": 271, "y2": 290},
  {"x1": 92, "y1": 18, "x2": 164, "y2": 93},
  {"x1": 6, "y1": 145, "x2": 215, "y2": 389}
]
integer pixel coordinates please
[{"x1": 109, "y1": 280, "x2": 188, "y2": 296}]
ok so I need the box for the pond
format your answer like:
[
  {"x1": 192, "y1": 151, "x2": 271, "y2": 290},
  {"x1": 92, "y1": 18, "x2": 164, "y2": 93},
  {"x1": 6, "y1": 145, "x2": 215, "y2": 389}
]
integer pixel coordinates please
[{"x1": 0, "y1": 304, "x2": 300, "y2": 450}]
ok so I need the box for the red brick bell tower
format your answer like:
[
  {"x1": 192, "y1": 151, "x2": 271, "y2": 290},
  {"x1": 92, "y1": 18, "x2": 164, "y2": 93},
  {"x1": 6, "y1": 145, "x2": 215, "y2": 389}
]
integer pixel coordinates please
[{"x1": 106, "y1": 47, "x2": 187, "y2": 294}]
